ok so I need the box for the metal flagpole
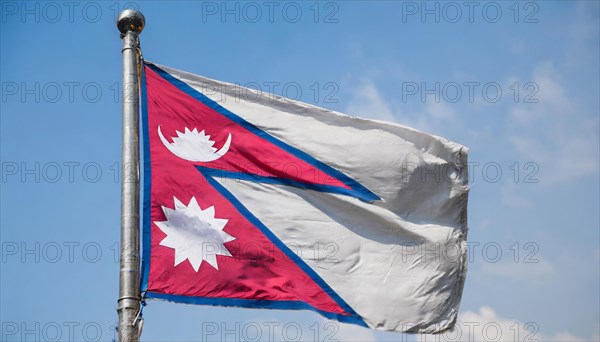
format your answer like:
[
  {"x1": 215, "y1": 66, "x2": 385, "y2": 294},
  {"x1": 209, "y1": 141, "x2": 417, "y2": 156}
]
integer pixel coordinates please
[{"x1": 116, "y1": 9, "x2": 145, "y2": 342}]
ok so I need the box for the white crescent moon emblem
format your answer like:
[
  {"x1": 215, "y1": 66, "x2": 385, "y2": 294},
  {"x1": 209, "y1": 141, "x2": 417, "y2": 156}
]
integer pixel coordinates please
[{"x1": 158, "y1": 126, "x2": 232, "y2": 162}]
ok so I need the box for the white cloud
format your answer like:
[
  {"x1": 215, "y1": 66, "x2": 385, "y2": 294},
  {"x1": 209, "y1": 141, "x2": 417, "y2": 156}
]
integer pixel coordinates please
[
  {"x1": 335, "y1": 321, "x2": 377, "y2": 342},
  {"x1": 346, "y1": 80, "x2": 396, "y2": 122},
  {"x1": 422, "y1": 306, "x2": 591, "y2": 342},
  {"x1": 508, "y1": 63, "x2": 570, "y2": 125},
  {"x1": 507, "y1": 61, "x2": 599, "y2": 185},
  {"x1": 410, "y1": 102, "x2": 459, "y2": 134},
  {"x1": 501, "y1": 182, "x2": 533, "y2": 208},
  {"x1": 477, "y1": 218, "x2": 493, "y2": 231},
  {"x1": 239, "y1": 316, "x2": 377, "y2": 342},
  {"x1": 564, "y1": 1, "x2": 600, "y2": 68},
  {"x1": 427, "y1": 101, "x2": 456, "y2": 121},
  {"x1": 345, "y1": 80, "x2": 460, "y2": 136},
  {"x1": 479, "y1": 257, "x2": 556, "y2": 284}
]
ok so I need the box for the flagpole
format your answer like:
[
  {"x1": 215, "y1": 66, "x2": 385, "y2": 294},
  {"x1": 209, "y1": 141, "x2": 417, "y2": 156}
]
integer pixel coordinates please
[{"x1": 116, "y1": 9, "x2": 144, "y2": 342}]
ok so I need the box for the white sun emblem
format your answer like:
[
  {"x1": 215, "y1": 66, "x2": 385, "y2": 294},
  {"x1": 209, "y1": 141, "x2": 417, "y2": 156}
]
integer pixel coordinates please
[{"x1": 154, "y1": 196, "x2": 235, "y2": 271}]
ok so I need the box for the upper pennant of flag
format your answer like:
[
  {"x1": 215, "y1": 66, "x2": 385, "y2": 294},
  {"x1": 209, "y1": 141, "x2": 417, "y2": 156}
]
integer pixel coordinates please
[
  {"x1": 155, "y1": 196, "x2": 235, "y2": 271},
  {"x1": 158, "y1": 126, "x2": 232, "y2": 162},
  {"x1": 145, "y1": 62, "x2": 380, "y2": 203}
]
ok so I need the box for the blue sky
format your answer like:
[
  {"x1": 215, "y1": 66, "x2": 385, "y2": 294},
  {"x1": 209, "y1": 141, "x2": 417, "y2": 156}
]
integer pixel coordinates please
[{"x1": 1, "y1": 1, "x2": 599, "y2": 341}]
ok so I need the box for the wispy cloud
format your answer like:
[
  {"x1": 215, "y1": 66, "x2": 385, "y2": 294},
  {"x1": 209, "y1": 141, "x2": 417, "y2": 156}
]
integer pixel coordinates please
[
  {"x1": 420, "y1": 306, "x2": 592, "y2": 342},
  {"x1": 507, "y1": 61, "x2": 599, "y2": 186},
  {"x1": 241, "y1": 316, "x2": 377, "y2": 342},
  {"x1": 479, "y1": 257, "x2": 557, "y2": 284},
  {"x1": 501, "y1": 182, "x2": 534, "y2": 208},
  {"x1": 346, "y1": 80, "x2": 396, "y2": 122},
  {"x1": 345, "y1": 79, "x2": 461, "y2": 136}
]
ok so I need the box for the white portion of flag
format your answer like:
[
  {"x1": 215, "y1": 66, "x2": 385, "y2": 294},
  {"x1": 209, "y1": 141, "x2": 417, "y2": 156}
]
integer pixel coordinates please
[
  {"x1": 219, "y1": 178, "x2": 466, "y2": 333},
  {"x1": 154, "y1": 63, "x2": 469, "y2": 334}
]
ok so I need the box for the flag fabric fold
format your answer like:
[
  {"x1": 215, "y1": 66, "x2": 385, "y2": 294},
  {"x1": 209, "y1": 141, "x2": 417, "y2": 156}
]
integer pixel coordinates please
[{"x1": 139, "y1": 61, "x2": 469, "y2": 334}]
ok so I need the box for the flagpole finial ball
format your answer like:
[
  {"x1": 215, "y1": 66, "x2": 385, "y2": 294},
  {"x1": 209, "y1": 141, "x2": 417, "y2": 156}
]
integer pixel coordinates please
[{"x1": 117, "y1": 9, "x2": 145, "y2": 35}]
